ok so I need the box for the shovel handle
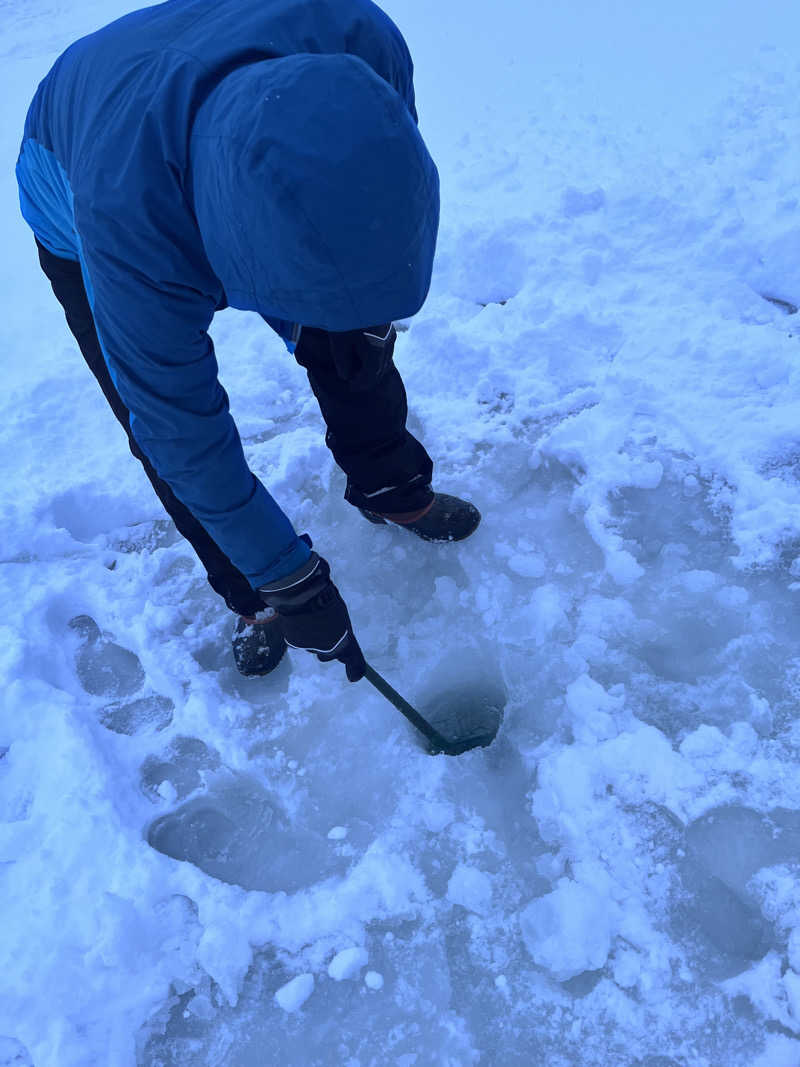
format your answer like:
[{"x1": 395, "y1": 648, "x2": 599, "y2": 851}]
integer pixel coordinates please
[{"x1": 363, "y1": 663, "x2": 451, "y2": 753}]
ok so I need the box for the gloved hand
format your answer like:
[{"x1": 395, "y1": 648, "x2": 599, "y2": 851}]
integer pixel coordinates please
[{"x1": 258, "y1": 545, "x2": 366, "y2": 682}]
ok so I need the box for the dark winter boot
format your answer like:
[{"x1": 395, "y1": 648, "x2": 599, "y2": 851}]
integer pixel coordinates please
[
  {"x1": 232, "y1": 609, "x2": 287, "y2": 676},
  {"x1": 360, "y1": 492, "x2": 481, "y2": 543}
]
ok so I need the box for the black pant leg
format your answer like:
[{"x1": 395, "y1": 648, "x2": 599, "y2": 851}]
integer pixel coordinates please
[
  {"x1": 36, "y1": 240, "x2": 263, "y2": 617},
  {"x1": 294, "y1": 325, "x2": 434, "y2": 514}
]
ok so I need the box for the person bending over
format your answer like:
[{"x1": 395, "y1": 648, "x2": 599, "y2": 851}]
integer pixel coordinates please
[{"x1": 16, "y1": 0, "x2": 480, "y2": 682}]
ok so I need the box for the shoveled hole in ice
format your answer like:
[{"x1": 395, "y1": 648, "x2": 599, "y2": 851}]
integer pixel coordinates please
[{"x1": 415, "y1": 651, "x2": 506, "y2": 753}]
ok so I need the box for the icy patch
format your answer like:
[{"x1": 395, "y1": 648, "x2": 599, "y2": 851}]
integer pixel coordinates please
[
  {"x1": 675, "y1": 864, "x2": 772, "y2": 969},
  {"x1": 685, "y1": 806, "x2": 800, "y2": 897}
]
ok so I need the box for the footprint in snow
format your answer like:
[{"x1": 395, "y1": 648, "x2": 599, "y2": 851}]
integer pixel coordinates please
[
  {"x1": 140, "y1": 736, "x2": 221, "y2": 802},
  {"x1": 69, "y1": 614, "x2": 145, "y2": 699},
  {"x1": 147, "y1": 774, "x2": 343, "y2": 892},
  {"x1": 100, "y1": 695, "x2": 174, "y2": 736}
]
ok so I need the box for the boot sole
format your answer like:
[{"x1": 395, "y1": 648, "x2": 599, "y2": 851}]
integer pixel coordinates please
[
  {"x1": 233, "y1": 619, "x2": 288, "y2": 677},
  {"x1": 237, "y1": 640, "x2": 287, "y2": 677}
]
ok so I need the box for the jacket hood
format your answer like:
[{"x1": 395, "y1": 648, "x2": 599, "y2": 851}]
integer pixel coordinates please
[{"x1": 191, "y1": 52, "x2": 439, "y2": 330}]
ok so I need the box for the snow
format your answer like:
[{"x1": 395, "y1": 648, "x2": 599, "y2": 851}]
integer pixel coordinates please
[
  {"x1": 446, "y1": 863, "x2": 493, "y2": 916},
  {"x1": 520, "y1": 879, "x2": 617, "y2": 982},
  {"x1": 327, "y1": 947, "x2": 369, "y2": 981},
  {"x1": 3, "y1": 0, "x2": 800, "y2": 1064},
  {"x1": 274, "y1": 973, "x2": 314, "y2": 1013}
]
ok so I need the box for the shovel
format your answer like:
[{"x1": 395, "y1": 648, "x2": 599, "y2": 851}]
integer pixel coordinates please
[{"x1": 363, "y1": 663, "x2": 502, "y2": 756}]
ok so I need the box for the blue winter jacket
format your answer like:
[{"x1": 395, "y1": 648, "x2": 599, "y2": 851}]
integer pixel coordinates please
[{"x1": 16, "y1": 0, "x2": 440, "y2": 587}]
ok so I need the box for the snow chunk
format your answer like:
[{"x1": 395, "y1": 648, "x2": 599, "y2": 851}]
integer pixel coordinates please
[
  {"x1": 328, "y1": 947, "x2": 369, "y2": 981},
  {"x1": 679, "y1": 724, "x2": 727, "y2": 760},
  {"x1": 564, "y1": 674, "x2": 623, "y2": 743},
  {"x1": 447, "y1": 864, "x2": 493, "y2": 916},
  {"x1": 520, "y1": 880, "x2": 616, "y2": 981},
  {"x1": 274, "y1": 974, "x2": 314, "y2": 1013},
  {"x1": 526, "y1": 584, "x2": 570, "y2": 646},
  {"x1": 327, "y1": 826, "x2": 348, "y2": 841},
  {"x1": 507, "y1": 552, "x2": 546, "y2": 578},
  {"x1": 364, "y1": 971, "x2": 384, "y2": 991}
]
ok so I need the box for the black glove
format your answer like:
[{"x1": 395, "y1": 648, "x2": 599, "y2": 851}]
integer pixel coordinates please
[{"x1": 258, "y1": 547, "x2": 366, "y2": 682}]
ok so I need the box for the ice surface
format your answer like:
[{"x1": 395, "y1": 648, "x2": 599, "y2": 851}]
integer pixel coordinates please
[
  {"x1": 666, "y1": 805, "x2": 800, "y2": 977},
  {"x1": 140, "y1": 737, "x2": 221, "y2": 802},
  {"x1": 675, "y1": 866, "x2": 772, "y2": 970},
  {"x1": 685, "y1": 806, "x2": 800, "y2": 898}
]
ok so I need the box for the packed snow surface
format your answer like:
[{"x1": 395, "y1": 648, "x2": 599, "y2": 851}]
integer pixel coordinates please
[{"x1": 2, "y1": 1, "x2": 800, "y2": 1064}]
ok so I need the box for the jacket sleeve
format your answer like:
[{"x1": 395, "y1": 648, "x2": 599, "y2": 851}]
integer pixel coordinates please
[{"x1": 78, "y1": 242, "x2": 310, "y2": 588}]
